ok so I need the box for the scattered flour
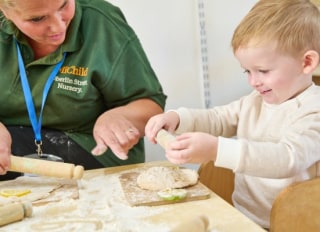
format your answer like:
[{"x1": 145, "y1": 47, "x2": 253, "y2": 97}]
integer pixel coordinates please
[{"x1": 0, "y1": 170, "x2": 171, "y2": 232}]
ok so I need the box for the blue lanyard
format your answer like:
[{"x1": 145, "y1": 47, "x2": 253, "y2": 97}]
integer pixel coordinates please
[{"x1": 15, "y1": 39, "x2": 66, "y2": 150}]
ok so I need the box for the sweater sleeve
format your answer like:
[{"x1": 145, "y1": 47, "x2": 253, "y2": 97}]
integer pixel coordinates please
[
  {"x1": 215, "y1": 136, "x2": 242, "y2": 171},
  {"x1": 173, "y1": 87, "x2": 320, "y2": 178},
  {"x1": 174, "y1": 98, "x2": 243, "y2": 137}
]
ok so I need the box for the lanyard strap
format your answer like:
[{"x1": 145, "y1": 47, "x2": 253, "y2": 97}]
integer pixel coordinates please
[{"x1": 15, "y1": 39, "x2": 66, "y2": 144}]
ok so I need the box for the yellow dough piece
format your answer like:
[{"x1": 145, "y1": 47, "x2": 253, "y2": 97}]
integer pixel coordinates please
[{"x1": 0, "y1": 189, "x2": 31, "y2": 197}]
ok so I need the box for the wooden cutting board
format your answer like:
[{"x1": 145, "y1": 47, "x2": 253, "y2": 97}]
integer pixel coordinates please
[{"x1": 119, "y1": 171, "x2": 211, "y2": 206}]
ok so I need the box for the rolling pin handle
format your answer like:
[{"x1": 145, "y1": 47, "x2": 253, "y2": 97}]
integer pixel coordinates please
[
  {"x1": 73, "y1": 165, "x2": 84, "y2": 180},
  {"x1": 0, "y1": 202, "x2": 33, "y2": 227},
  {"x1": 22, "y1": 201, "x2": 33, "y2": 218}
]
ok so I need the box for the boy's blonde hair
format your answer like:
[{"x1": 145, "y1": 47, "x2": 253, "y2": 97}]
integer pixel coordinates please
[{"x1": 231, "y1": 0, "x2": 320, "y2": 57}]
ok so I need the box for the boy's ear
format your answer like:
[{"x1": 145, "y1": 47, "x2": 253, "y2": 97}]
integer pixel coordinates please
[{"x1": 302, "y1": 50, "x2": 319, "y2": 74}]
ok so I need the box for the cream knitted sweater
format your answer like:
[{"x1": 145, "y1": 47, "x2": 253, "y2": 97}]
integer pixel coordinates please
[{"x1": 174, "y1": 84, "x2": 320, "y2": 228}]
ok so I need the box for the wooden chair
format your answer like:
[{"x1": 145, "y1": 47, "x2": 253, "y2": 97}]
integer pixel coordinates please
[
  {"x1": 198, "y1": 163, "x2": 320, "y2": 231},
  {"x1": 313, "y1": 75, "x2": 320, "y2": 85},
  {"x1": 198, "y1": 161, "x2": 234, "y2": 205},
  {"x1": 270, "y1": 177, "x2": 320, "y2": 232}
]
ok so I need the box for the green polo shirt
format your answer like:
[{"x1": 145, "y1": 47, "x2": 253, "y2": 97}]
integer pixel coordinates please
[{"x1": 0, "y1": 0, "x2": 166, "y2": 167}]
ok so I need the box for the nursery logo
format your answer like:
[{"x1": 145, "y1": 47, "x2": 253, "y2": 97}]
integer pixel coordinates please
[
  {"x1": 54, "y1": 65, "x2": 89, "y2": 94},
  {"x1": 60, "y1": 65, "x2": 88, "y2": 77}
]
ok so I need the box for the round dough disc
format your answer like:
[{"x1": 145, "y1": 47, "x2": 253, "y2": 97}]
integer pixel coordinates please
[{"x1": 136, "y1": 166, "x2": 199, "y2": 191}]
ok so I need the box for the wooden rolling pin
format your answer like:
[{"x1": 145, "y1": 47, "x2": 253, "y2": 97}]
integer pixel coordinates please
[
  {"x1": 156, "y1": 129, "x2": 176, "y2": 149},
  {"x1": 10, "y1": 155, "x2": 84, "y2": 180},
  {"x1": 0, "y1": 202, "x2": 32, "y2": 227}
]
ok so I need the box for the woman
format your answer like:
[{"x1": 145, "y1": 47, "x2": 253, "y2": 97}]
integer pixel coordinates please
[{"x1": 0, "y1": 0, "x2": 166, "y2": 179}]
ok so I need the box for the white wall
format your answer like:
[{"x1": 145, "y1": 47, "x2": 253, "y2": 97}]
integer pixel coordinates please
[
  {"x1": 205, "y1": 0, "x2": 257, "y2": 106},
  {"x1": 107, "y1": 0, "x2": 257, "y2": 164}
]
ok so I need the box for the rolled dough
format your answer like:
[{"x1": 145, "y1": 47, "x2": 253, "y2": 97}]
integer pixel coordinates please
[
  {"x1": 136, "y1": 166, "x2": 199, "y2": 191},
  {"x1": 0, "y1": 176, "x2": 77, "y2": 205}
]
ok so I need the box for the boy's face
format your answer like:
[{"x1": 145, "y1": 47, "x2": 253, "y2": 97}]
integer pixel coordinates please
[{"x1": 235, "y1": 41, "x2": 312, "y2": 104}]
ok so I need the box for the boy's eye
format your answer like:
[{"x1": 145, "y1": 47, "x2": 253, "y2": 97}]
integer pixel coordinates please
[{"x1": 259, "y1": 70, "x2": 269, "y2": 74}]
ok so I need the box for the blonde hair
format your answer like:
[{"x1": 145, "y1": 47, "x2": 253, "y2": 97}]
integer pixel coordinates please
[
  {"x1": 0, "y1": 0, "x2": 15, "y2": 9},
  {"x1": 231, "y1": 0, "x2": 320, "y2": 57}
]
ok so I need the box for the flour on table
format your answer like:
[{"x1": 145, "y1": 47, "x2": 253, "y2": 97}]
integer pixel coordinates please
[
  {"x1": 136, "y1": 166, "x2": 199, "y2": 191},
  {"x1": 0, "y1": 171, "x2": 170, "y2": 232}
]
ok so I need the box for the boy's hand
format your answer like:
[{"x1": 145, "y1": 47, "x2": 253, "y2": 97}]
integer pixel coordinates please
[
  {"x1": 145, "y1": 111, "x2": 180, "y2": 144},
  {"x1": 165, "y1": 132, "x2": 218, "y2": 164}
]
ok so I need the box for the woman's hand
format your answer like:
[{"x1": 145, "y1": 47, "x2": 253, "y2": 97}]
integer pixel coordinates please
[
  {"x1": 164, "y1": 132, "x2": 218, "y2": 165},
  {"x1": 92, "y1": 99, "x2": 163, "y2": 160},
  {"x1": 92, "y1": 110, "x2": 140, "y2": 160},
  {"x1": 0, "y1": 123, "x2": 12, "y2": 174}
]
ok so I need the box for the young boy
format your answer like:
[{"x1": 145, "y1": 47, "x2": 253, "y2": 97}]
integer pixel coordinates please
[{"x1": 145, "y1": 0, "x2": 320, "y2": 229}]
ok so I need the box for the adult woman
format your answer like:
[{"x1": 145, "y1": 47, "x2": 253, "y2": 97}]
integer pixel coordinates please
[{"x1": 0, "y1": 0, "x2": 166, "y2": 179}]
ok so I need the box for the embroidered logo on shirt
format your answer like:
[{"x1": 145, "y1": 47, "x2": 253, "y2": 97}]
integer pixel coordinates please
[
  {"x1": 60, "y1": 66, "x2": 88, "y2": 77},
  {"x1": 54, "y1": 65, "x2": 89, "y2": 94}
]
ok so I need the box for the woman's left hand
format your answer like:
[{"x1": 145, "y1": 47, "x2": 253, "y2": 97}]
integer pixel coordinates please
[
  {"x1": 91, "y1": 99, "x2": 163, "y2": 160},
  {"x1": 91, "y1": 110, "x2": 140, "y2": 160}
]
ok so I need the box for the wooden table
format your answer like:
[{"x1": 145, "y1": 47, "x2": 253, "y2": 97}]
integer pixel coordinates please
[{"x1": 1, "y1": 161, "x2": 265, "y2": 232}]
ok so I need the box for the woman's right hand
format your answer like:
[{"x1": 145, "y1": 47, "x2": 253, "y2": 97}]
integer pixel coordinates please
[
  {"x1": 0, "y1": 123, "x2": 11, "y2": 174},
  {"x1": 145, "y1": 111, "x2": 180, "y2": 144}
]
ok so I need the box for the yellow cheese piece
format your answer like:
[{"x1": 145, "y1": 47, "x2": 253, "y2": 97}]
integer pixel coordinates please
[{"x1": 0, "y1": 189, "x2": 31, "y2": 197}]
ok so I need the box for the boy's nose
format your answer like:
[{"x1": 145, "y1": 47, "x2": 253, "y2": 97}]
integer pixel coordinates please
[{"x1": 249, "y1": 75, "x2": 262, "y2": 87}]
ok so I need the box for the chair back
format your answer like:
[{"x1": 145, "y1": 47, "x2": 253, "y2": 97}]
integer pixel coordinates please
[
  {"x1": 270, "y1": 177, "x2": 320, "y2": 232},
  {"x1": 198, "y1": 162, "x2": 234, "y2": 205}
]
